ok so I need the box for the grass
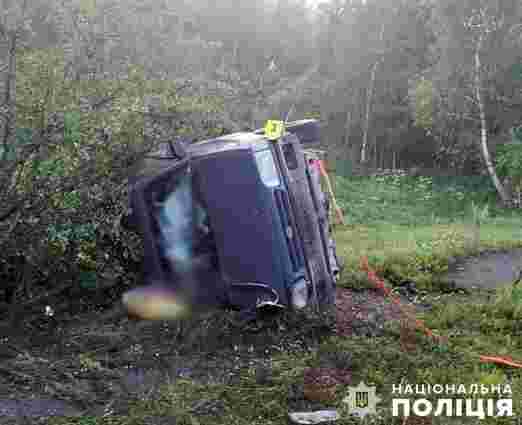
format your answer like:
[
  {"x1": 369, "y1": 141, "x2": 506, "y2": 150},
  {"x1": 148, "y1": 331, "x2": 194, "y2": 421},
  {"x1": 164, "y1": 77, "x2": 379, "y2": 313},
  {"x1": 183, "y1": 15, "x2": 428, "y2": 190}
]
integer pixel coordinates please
[
  {"x1": 333, "y1": 174, "x2": 522, "y2": 290},
  {"x1": 333, "y1": 173, "x2": 520, "y2": 226},
  {"x1": 48, "y1": 173, "x2": 522, "y2": 425},
  {"x1": 335, "y1": 221, "x2": 522, "y2": 291}
]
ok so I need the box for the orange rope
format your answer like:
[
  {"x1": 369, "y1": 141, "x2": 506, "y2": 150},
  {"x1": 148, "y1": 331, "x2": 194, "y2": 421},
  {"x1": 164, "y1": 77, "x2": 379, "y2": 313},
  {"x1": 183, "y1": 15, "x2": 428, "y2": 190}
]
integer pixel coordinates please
[
  {"x1": 316, "y1": 159, "x2": 345, "y2": 226},
  {"x1": 360, "y1": 256, "x2": 446, "y2": 344},
  {"x1": 359, "y1": 256, "x2": 522, "y2": 368}
]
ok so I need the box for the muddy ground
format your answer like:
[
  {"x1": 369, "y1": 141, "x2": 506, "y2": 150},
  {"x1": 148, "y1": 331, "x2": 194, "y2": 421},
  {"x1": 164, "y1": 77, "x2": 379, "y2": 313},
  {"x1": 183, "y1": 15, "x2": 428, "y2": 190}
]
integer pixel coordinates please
[
  {"x1": 0, "y1": 248, "x2": 520, "y2": 423},
  {"x1": 0, "y1": 288, "x2": 415, "y2": 422}
]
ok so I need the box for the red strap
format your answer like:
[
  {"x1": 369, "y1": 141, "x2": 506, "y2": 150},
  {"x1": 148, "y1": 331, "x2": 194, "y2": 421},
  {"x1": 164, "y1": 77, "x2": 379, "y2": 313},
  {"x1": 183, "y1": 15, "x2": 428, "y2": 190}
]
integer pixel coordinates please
[
  {"x1": 361, "y1": 255, "x2": 522, "y2": 367},
  {"x1": 479, "y1": 355, "x2": 522, "y2": 368},
  {"x1": 360, "y1": 256, "x2": 441, "y2": 342}
]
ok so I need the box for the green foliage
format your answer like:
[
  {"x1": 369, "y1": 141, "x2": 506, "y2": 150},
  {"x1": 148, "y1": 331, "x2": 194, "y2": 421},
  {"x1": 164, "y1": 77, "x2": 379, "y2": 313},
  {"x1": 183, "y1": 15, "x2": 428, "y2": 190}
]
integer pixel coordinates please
[
  {"x1": 15, "y1": 47, "x2": 66, "y2": 128},
  {"x1": 76, "y1": 416, "x2": 97, "y2": 425},
  {"x1": 333, "y1": 174, "x2": 501, "y2": 226},
  {"x1": 427, "y1": 287, "x2": 522, "y2": 341},
  {"x1": 6, "y1": 46, "x2": 230, "y2": 306},
  {"x1": 34, "y1": 158, "x2": 66, "y2": 177},
  {"x1": 470, "y1": 200, "x2": 490, "y2": 225},
  {"x1": 512, "y1": 286, "x2": 522, "y2": 304},
  {"x1": 496, "y1": 139, "x2": 522, "y2": 193},
  {"x1": 512, "y1": 63, "x2": 522, "y2": 81},
  {"x1": 513, "y1": 125, "x2": 522, "y2": 143},
  {"x1": 47, "y1": 223, "x2": 96, "y2": 245},
  {"x1": 6, "y1": 44, "x2": 229, "y2": 310},
  {"x1": 47, "y1": 223, "x2": 97, "y2": 289},
  {"x1": 32, "y1": 111, "x2": 81, "y2": 183},
  {"x1": 16, "y1": 127, "x2": 33, "y2": 145},
  {"x1": 63, "y1": 111, "x2": 81, "y2": 145},
  {"x1": 14, "y1": 50, "x2": 224, "y2": 184},
  {"x1": 0, "y1": 128, "x2": 33, "y2": 160},
  {"x1": 414, "y1": 79, "x2": 434, "y2": 131},
  {"x1": 48, "y1": 190, "x2": 82, "y2": 211},
  {"x1": 331, "y1": 158, "x2": 354, "y2": 177},
  {"x1": 334, "y1": 172, "x2": 522, "y2": 291},
  {"x1": 79, "y1": 0, "x2": 96, "y2": 17},
  {"x1": 79, "y1": 271, "x2": 97, "y2": 290}
]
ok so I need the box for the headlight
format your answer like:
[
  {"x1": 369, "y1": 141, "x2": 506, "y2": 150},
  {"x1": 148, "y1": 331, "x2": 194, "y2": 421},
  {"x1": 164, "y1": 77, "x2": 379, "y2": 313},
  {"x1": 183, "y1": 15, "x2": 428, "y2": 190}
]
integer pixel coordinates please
[{"x1": 290, "y1": 279, "x2": 308, "y2": 309}]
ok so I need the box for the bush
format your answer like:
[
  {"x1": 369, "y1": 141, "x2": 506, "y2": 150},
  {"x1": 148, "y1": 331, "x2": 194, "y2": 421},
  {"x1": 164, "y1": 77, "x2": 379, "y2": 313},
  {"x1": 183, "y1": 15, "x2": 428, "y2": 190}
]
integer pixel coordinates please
[
  {"x1": 496, "y1": 137, "x2": 522, "y2": 201},
  {"x1": 1, "y1": 51, "x2": 232, "y2": 316}
]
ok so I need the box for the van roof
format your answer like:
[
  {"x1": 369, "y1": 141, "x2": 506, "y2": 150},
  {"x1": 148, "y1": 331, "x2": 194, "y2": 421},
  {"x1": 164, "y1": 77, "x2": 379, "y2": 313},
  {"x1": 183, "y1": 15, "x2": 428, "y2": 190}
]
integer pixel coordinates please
[{"x1": 188, "y1": 132, "x2": 270, "y2": 157}]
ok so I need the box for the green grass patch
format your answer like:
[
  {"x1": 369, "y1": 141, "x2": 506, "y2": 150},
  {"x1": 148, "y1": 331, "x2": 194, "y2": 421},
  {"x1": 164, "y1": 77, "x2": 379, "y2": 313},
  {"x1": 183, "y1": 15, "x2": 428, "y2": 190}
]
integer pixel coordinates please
[
  {"x1": 335, "y1": 221, "x2": 522, "y2": 291},
  {"x1": 332, "y1": 174, "x2": 522, "y2": 290},
  {"x1": 333, "y1": 174, "x2": 522, "y2": 226}
]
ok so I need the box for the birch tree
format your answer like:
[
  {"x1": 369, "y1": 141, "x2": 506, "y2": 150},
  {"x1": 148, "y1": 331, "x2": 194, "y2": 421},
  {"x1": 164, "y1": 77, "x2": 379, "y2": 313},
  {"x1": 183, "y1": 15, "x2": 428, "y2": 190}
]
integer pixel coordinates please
[
  {"x1": 465, "y1": 8, "x2": 510, "y2": 204},
  {"x1": 432, "y1": 0, "x2": 521, "y2": 203}
]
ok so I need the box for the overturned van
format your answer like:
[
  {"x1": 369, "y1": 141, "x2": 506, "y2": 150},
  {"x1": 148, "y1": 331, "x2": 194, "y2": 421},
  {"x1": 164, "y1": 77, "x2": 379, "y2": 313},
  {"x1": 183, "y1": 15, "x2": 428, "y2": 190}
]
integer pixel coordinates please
[{"x1": 123, "y1": 119, "x2": 341, "y2": 321}]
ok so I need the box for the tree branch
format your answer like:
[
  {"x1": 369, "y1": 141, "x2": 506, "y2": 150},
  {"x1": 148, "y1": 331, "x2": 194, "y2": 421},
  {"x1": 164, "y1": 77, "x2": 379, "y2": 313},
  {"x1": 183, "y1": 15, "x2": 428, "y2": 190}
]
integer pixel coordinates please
[{"x1": 0, "y1": 203, "x2": 22, "y2": 222}]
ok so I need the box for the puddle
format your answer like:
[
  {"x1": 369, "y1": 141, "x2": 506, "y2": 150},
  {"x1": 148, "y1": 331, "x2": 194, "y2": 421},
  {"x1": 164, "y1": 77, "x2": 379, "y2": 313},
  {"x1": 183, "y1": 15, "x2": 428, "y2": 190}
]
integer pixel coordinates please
[
  {"x1": 121, "y1": 366, "x2": 194, "y2": 393},
  {"x1": 0, "y1": 367, "x2": 196, "y2": 418},
  {"x1": 0, "y1": 399, "x2": 81, "y2": 418},
  {"x1": 443, "y1": 248, "x2": 522, "y2": 289}
]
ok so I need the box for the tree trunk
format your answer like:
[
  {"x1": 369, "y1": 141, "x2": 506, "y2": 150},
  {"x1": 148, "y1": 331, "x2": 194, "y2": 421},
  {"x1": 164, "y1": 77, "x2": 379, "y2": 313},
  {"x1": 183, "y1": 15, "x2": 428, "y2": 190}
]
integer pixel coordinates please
[
  {"x1": 372, "y1": 137, "x2": 377, "y2": 168},
  {"x1": 474, "y1": 36, "x2": 511, "y2": 205},
  {"x1": 233, "y1": 40, "x2": 239, "y2": 68},
  {"x1": 360, "y1": 60, "x2": 378, "y2": 163},
  {"x1": 360, "y1": 23, "x2": 384, "y2": 164},
  {"x1": 344, "y1": 100, "x2": 352, "y2": 162},
  {"x1": 1, "y1": 30, "x2": 16, "y2": 161}
]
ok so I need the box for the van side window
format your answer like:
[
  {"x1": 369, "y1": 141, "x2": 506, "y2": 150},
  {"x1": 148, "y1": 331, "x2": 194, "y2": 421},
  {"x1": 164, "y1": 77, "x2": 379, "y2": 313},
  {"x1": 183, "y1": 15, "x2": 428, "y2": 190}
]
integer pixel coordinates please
[{"x1": 254, "y1": 149, "x2": 280, "y2": 187}]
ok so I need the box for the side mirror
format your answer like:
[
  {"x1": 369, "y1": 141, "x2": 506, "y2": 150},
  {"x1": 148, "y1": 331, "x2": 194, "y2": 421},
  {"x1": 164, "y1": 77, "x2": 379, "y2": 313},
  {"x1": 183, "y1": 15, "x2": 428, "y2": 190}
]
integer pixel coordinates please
[{"x1": 168, "y1": 138, "x2": 188, "y2": 160}]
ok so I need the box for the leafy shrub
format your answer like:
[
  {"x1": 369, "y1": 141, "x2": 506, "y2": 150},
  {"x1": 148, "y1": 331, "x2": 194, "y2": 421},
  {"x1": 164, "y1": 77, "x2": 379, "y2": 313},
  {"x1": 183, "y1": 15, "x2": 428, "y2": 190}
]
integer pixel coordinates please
[
  {"x1": 47, "y1": 222, "x2": 97, "y2": 290},
  {"x1": 47, "y1": 223, "x2": 96, "y2": 245},
  {"x1": 496, "y1": 137, "x2": 522, "y2": 197},
  {"x1": 2, "y1": 48, "x2": 232, "y2": 315}
]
